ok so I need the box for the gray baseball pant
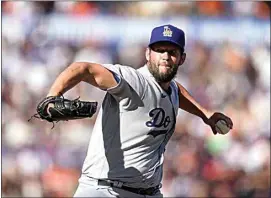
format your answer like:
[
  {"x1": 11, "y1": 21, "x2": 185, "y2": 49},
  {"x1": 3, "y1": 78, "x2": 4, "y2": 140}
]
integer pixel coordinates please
[{"x1": 73, "y1": 179, "x2": 163, "y2": 198}]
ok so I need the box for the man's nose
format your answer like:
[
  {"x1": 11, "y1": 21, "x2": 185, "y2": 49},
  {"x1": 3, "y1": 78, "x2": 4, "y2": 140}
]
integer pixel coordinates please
[{"x1": 161, "y1": 51, "x2": 169, "y2": 60}]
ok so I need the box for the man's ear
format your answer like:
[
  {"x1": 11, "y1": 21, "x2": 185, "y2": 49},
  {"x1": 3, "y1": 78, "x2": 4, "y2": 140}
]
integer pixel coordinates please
[
  {"x1": 179, "y1": 53, "x2": 186, "y2": 65},
  {"x1": 145, "y1": 48, "x2": 150, "y2": 61}
]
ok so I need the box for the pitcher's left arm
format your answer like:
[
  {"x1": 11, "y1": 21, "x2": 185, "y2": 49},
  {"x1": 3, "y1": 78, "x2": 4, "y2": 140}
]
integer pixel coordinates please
[{"x1": 176, "y1": 82, "x2": 233, "y2": 135}]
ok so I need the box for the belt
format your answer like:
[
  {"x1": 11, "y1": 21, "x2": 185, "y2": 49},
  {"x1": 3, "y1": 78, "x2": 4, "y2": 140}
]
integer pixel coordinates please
[{"x1": 97, "y1": 179, "x2": 161, "y2": 196}]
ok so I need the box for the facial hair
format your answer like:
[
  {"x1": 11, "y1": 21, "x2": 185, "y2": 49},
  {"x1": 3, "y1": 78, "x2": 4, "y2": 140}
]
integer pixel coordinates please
[{"x1": 148, "y1": 61, "x2": 179, "y2": 83}]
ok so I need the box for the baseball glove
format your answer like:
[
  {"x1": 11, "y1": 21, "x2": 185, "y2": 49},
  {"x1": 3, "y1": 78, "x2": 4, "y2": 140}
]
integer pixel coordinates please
[{"x1": 28, "y1": 95, "x2": 98, "y2": 128}]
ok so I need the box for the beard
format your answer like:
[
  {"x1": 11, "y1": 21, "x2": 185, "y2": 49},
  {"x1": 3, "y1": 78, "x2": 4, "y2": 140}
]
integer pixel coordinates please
[{"x1": 147, "y1": 61, "x2": 179, "y2": 83}]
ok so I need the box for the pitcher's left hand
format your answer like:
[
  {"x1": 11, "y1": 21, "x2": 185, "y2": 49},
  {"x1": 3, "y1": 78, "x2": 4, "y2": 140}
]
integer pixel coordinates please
[{"x1": 204, "y1": 112, "x2": 233, "y2": 135}]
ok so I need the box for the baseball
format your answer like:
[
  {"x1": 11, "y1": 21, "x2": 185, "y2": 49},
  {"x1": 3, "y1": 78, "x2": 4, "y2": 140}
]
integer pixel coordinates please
[{"x1": 215, "y1": 120, "x2": 230, "y2": 135}]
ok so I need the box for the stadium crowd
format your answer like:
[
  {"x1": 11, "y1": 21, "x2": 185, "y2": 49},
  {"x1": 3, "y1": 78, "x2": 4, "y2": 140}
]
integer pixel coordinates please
[
  {"x1": 2, "y1": 1, "x2": 270, "y2": 18},
  {"x1": 2, "y1": 2, "x2": 270, "y2": 197}
]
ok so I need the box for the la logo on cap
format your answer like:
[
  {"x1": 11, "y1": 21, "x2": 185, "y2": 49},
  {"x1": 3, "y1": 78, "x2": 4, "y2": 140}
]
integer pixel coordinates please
[{"x1": 163, "y1": 26, "x2": 172, "y2": 37}]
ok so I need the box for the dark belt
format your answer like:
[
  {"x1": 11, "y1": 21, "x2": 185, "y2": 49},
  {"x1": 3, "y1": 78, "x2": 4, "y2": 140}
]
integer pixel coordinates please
[{"x1": 97, "y1": 179, "x2": 161, "y2": 196}]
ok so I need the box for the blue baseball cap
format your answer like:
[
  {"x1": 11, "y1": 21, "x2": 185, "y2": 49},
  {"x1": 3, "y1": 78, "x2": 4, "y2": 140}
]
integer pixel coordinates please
[{"x1": 148, "y1": 24, "x2": 185, "y2": 49}]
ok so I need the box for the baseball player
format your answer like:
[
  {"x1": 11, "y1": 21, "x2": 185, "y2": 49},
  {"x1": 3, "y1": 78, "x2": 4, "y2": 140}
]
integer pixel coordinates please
[{"x1": 44, "y1": 24, "x2": 233, "y2": 197}]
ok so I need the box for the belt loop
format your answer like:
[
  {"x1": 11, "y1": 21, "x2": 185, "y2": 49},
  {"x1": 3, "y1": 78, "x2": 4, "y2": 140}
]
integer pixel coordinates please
[{"x1": 113, "y1": 181, "x2": 123, "y2": 188}]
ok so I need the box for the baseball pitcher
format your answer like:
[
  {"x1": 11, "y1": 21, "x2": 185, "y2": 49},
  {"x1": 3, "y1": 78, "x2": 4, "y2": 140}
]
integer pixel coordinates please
[{"x1": 33, "y1": 24, "x2": 233, "y2": 197}]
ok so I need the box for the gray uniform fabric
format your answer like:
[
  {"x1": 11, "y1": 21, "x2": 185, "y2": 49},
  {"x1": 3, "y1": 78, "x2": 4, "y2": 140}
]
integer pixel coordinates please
[
  {"x1": 73, "y1": 178, "x2": 163, "y2": 197},
  {"x1": 75, "y1": 64, "x2": 179, "y2": 197}
]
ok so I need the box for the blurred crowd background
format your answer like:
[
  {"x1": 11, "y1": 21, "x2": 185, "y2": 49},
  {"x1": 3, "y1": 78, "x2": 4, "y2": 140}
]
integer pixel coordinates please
[{"x1": 1, "y1": 1, "x2": 270, "y2": 197}]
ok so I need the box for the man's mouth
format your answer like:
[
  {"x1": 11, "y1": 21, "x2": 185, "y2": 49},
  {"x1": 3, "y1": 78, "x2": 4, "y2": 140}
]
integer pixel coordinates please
[{"x1": 160, "y1": 64, "x2": 170, "y2": 68}]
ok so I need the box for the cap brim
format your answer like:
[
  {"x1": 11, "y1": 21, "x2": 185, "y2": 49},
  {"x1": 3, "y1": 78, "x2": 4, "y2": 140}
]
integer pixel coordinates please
[{"x1": 148, "y1": 39, "x2": 183, "y2": 49}]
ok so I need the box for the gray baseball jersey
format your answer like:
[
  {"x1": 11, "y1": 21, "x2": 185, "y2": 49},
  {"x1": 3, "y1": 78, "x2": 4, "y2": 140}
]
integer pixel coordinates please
[{"x1": 79, "y1": 64, "x2": 179, "y2": 189}]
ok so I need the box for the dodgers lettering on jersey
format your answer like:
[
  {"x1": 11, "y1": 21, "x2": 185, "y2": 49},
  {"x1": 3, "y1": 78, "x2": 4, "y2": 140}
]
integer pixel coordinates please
[{"x1": 79, "y1": 64, "x2": 179, "y2": 188}]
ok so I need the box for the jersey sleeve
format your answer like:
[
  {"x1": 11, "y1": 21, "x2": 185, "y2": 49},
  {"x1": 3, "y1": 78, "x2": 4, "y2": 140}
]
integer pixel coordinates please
[{"x1": 101, "y1": 64, "x2": 147, "y2": 105}]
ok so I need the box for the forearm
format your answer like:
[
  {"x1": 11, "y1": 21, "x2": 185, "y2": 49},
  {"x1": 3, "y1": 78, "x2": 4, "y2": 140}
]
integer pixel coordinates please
[
  {"x1": 47, "y1": 62, "x2": 117, "y2": 97},
  {"x1": 177, "y1": 83, "x2": 212, "y2": 123},
  {"x1": 47, "y1": 62, "x2": 93, "y2": 96}
]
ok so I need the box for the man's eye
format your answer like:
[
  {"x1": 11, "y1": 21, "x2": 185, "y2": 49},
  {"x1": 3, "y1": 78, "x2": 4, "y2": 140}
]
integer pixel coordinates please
[
  {"x1": 155, "y1": 49, "x2": 177, "y2": 54},
  {"x1": 169, "y1": 50, "x2": 176, "y2": 54}
]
